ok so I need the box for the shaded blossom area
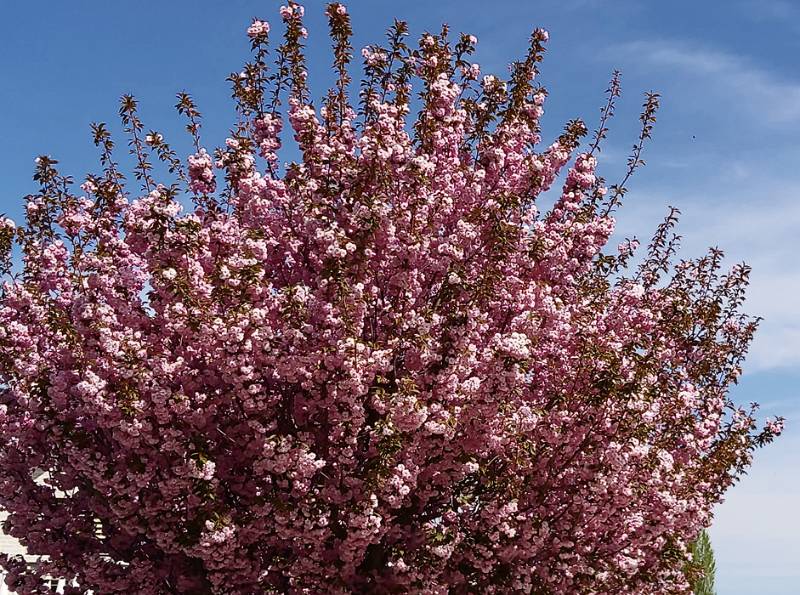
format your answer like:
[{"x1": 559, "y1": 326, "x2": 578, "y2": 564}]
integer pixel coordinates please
[{"x1": 0, "y1": 2, "x2": 782, "y2": 593}]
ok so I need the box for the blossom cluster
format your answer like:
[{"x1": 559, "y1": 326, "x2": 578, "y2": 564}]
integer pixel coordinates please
[
  {"x1": 247, "y1": 20, "x2": 270, "y2": 41},
  {"x1": 187, "y1": 148, "x2": 216, "y2": 194}
]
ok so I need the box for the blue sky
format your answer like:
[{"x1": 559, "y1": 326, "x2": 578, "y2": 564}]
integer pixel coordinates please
[{"x1": 1, "y1": 1, "x2": 798, "y2": 592}]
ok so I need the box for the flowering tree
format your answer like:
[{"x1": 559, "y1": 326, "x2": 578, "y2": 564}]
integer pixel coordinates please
[{"x1": 0, "y1": 2, "x2": 783, "y2": 593}]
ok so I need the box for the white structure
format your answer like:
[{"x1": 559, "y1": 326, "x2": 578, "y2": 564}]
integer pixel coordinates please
[
  {"x1": 0, "y1": 510, "x2": 67, "y2": 594},
  {"x1": 0, "y1": 471, "x2": 67, "y2": 594}
]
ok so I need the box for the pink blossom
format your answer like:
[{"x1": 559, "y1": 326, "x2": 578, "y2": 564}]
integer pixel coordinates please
[
  {"x1": 247, "y1": 19, "x2": 270, "y2": 40},
  {"x1": 187, "y1": 148, "x2": 216, "y2": 194}
]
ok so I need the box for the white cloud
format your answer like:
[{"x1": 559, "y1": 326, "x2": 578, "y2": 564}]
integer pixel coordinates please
[
  {"x1": 737, "y1": 0, "x2": 800, "y2": 24},
  {"x1": 607, "y1": 40, "x2": 800, "y2": 125},
  {"x1": 710, "y1": 428, "x2": 800, "y2": 593}
]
